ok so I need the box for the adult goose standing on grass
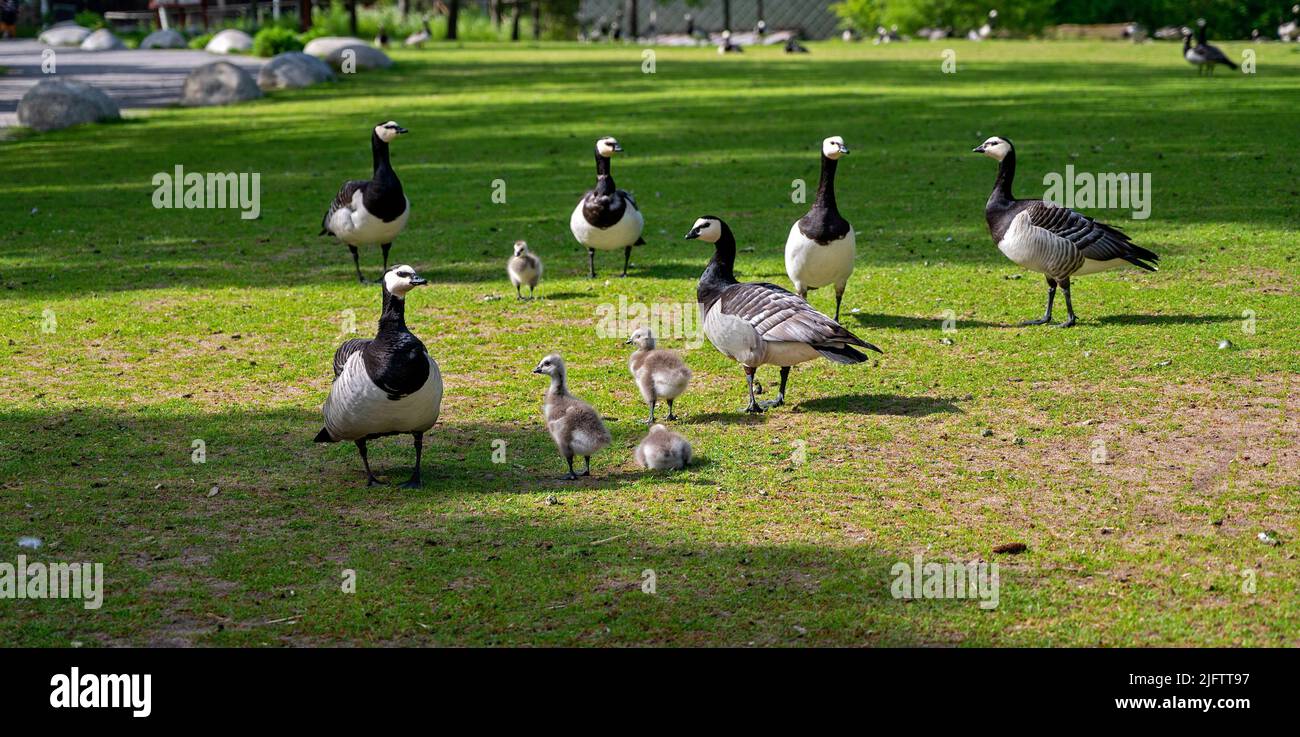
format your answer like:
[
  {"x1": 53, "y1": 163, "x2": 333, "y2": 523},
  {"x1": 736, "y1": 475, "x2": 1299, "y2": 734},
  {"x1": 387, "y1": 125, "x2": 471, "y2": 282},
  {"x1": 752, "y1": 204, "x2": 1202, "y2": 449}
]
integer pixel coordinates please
[
  {"x1": 687, "y1": 216, "x2": 881, "y2": 413},
  {"x1": 1184, "y1": 21, "x2": 1237, "y2": 75},
  {"x1": 314, "y1": 266, "x2": 443, "y2": 488},
  {"x1": 533, "y1": 354, "x2": 612, "y2": 480},
  {"x1": 971, "y1": 136, "x2": 1159, "y2": 328},
  {"x1": 1280, "y1": 6, "x2": 1300, "y2": 42},
  {"x1": 320, "y1": 121, "x2": 411, "y2": 283},
  {"x1": 569, "y1": 136, "x2": 645, "y2": 278},
  {"x1": 785, "y1": 136, "x2": 855, "y2": 322}
]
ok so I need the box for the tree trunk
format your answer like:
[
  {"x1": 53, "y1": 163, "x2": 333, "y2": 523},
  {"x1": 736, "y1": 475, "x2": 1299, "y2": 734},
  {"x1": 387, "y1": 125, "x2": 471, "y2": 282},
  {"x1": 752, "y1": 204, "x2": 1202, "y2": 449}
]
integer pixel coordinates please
[
  {"x1": 532, "y1": 1, "x2": 541, "y2": 40},
  {"x1": 299, "y1": 0, "x2": 310, "y2": 32},
  {"x1": 348, "y1": 0, "x2": 358, "y2": 36},
  {"x1": 627, "y1": 0, "x2": 638, "y2": 39},
  {"x1": 722, "y1": 0, "x2": 730, "y2": 31},
  {"x1": 447, "y1": 0, "x2": 460, "y2": 40},
  {"x1": 511, "y1": 2, "x2": 521, "y2": 41}
]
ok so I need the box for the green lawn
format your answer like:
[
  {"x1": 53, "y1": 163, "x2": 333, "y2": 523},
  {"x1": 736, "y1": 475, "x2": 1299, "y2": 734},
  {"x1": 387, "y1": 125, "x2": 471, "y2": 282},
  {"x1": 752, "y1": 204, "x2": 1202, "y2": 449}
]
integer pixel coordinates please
[{"x1": 2, "y1": 40, "x2": 1297, "y2": 646}]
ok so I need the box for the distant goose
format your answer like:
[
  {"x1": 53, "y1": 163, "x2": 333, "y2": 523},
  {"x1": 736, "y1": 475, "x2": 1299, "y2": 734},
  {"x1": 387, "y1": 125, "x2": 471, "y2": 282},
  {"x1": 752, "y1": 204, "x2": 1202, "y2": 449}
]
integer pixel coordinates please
[
  {"x1": 687, "y1": 216, "x2": 881, "y2": 413},
  {"x1": 1184, "y1": 21, "x2": 1237, "y2": 75},
  {"x1": 718, "y1": 29, "x2": 743, "y2": 54},
  {"x1": 1281, "y1": 6, "x2": 1300, "y2": 41},
  {"x1": 635, "y1": 424, "x2": 693, "y2": 471},
  {"x1": 375, "y1": 24, "x2": 389, "y2": 48},
  {"x1": 784, "y1": 37, "x2": 809, "y2": 53},
  {"x1": 507, "y1": 240, "x2": 542, "y2": 300},
  {"x1": 314, "y1": 266, "x2": 443, "y2": 488},
  {"x1": 625, "y1": 327, "x2": 691, "y2": 423},
  {"x1": 320, "y1": 121, "x2": 411, "y2": 283},
  {"x1": 972, "y1": 136, "x2": 1159, "y2": 327},
  {"x1": 405, "y1": 17, "x2": 432, "y2": 47},
  {"x1": 785, "y1": 136, "x2": 855, "y2": 322},
  {"x1": 533, "y1": 354, "x2": 612, "y2": 479},
  {"x1": 569, "y1": 136, "x2": 645, "y2": 278}
]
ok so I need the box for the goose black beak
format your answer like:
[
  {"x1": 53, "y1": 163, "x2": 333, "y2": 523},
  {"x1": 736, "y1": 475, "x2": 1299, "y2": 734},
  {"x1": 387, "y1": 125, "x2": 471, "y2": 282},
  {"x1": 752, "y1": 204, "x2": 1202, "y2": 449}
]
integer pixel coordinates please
[
  {"x1": 684, "y1": 229, "x2": 700, "y2": 240},
  {"x1": 531, "y1": 367, "x2": 544, "y2": 374},
  {"x1": 409, "y1": 275, "x2": 427, "y2": 286},
  {"x1": 623, "y1": 338, "x2": 633, "y2": 345},
  {"x1": 395, "y1": 126, "x2": 409, "y2": 135},
  {"x1": 971, "y1": 145, "x2": 986, "y2": 154},
  {"x1": 612, "y1": 143, "x2": 624, "y2": 153},
  {"x1": 839, "y1": 145, "x2": 850, "y2": 155}
]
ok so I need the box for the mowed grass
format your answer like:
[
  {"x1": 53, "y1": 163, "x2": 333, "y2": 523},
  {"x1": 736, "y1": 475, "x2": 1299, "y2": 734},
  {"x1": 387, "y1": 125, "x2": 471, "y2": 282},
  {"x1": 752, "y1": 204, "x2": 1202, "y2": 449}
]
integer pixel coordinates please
[{"x1": 1, "y1": 40, "x2": 1297, "y2": 646}]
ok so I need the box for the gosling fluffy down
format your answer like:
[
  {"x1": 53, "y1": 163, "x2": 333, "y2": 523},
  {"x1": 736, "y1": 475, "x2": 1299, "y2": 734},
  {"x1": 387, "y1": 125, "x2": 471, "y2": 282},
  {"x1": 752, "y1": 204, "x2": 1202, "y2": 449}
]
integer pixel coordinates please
[
  {"x1": 634, "y1": 424, "x2": 693, "y2": 471},
  {"x1": 626, "y1": 327, "x2": 691, "y2": 422}
]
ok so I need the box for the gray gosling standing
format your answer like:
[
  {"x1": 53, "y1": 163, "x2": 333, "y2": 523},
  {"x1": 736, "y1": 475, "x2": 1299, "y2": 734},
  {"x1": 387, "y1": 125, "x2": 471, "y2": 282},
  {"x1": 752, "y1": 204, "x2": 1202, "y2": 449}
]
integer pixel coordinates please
[
  {"x1": 507, "y1": 240, "x2": 542, "y2": 300},
  {"x1": 532, "y1": 354, "x2": 612, "y2": 480},
  {"x1": 635, "y1": 424, "x2": 693, "y2": 471},
  {"x1": 625, "y1": 327, "x2": 691, "y2": 423}
]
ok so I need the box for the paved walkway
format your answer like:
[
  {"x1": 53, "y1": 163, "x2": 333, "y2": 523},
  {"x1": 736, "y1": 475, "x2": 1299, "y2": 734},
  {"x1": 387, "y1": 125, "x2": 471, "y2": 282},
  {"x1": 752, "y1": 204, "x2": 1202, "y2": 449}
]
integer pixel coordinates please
[{"x1": 0, "y1": 39, "x2": 264, "y2": 127}]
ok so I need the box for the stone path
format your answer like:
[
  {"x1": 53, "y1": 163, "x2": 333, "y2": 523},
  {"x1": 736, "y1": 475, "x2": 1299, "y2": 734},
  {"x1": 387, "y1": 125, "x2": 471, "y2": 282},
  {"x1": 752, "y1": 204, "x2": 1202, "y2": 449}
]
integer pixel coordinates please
[{"x1": 0, "y1": 39, "x2": 264, "y2": 127}]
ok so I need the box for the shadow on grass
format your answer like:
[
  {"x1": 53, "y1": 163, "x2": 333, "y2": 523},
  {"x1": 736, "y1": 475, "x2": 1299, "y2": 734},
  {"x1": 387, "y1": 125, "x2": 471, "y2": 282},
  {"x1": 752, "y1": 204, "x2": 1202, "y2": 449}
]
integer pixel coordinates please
[
  {"x1": 1094, "y1": 313, "x2": 1239, "y2": 326},
  {"x1": 850, "y1": 313, "x2": 1004, "y2": 331},
  {"x1": 795, "y1": 393, "x2": 963, "y2": 416}
]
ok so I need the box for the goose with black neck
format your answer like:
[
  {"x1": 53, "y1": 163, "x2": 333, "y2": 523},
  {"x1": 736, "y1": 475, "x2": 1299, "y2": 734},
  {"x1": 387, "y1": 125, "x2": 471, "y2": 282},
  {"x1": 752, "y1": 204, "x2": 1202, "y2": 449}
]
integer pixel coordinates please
[
  {"x1": 569, "y1": 136, "x2": 646, "y2": 278},
  {"x1": 973, "y1": 136, "x2": 1159, "y2": 328},
  {"x1": 314, "y1": 266, "x2": 443, "y2": 488},
  {"x1": 320, "y1": 121, "x2": 411, "y2": 283},
  {"x1": 785, "y1": 136, "x2": 856, "y2": 322},
  {"x1": 690, "y1": 216, "x2": 881, "y2": 413}
]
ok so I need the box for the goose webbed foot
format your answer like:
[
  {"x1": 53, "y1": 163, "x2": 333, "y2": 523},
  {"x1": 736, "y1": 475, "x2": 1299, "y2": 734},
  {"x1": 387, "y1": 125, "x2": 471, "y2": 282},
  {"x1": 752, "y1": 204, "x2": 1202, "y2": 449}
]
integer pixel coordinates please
[
  {"x1": 1018, "y1": 316, "x2": 1053, "y2": 326},
  {"x1": 560, "y1": 471, "x2": 579, "y2": 480},
  {"x1": 1054, "y1": 317, "x2": 1077, "y2": 329},
  {"x1": 665, "y1": 400, "x2": 678, "y2": 421},
  {"x1": 365, "y1": 474, "x2": 383, "y2": 487},
  {"x1": 759, "y1": 394, "x2": 785, "y2": 410},
  {"x1": 743, "y1": 400, "x2": 765, "y2": 413}
]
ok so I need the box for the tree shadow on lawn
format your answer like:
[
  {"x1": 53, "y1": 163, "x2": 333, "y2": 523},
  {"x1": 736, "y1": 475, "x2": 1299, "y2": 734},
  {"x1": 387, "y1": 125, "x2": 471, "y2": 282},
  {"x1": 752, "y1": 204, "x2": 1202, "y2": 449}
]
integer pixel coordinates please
[
  {"x1": 850, "y1": 313, "x2": 1004, "y2": 331},
  {"x1": 1, "y1": 405, "x2": 1007, "y2": 646}
]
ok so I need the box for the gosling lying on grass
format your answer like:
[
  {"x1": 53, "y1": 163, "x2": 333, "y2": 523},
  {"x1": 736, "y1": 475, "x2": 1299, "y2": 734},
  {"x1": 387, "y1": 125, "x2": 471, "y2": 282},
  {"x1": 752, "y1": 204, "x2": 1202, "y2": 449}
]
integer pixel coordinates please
[{"x1": 635, "y1": 424, "x2": 693, "y2": 471}]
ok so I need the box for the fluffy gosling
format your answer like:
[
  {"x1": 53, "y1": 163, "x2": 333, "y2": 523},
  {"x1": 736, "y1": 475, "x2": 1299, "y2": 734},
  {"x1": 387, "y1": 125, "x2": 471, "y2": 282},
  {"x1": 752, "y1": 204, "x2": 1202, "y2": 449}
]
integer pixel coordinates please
[
  {"x1": 507, "y1": 240, "x2": 542, "y2": 300},
  {"x1": 533, "y1": 354, "x2": 611, "y2": 479},
  {"x1": 635, "y1": 424, "x2": 693, "y2": 471},
  {"x1": 626, "y1": 327, "x2": 692, "y2": 423}
]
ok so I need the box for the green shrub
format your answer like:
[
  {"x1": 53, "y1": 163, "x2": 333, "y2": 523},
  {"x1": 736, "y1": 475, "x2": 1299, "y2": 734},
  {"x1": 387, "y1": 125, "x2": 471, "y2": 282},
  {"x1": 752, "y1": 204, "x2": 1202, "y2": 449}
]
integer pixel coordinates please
[
  {"x1": 74, "y1": 11, "x2": 106, "y2": 30},
  {"x1": 252, "y1": 26, "x2": 305, "y2": 57},
  {"x1": 188, "y1": 32, "x2": 214, "y2": 50}
]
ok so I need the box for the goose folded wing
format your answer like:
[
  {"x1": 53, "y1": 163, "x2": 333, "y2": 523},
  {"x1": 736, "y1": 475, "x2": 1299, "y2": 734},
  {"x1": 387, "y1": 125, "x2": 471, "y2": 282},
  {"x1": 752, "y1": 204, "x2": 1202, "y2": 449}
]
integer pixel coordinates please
[
  {"x1": 618, "y1": 189, "x2": 638, "y2": 210},
  {"x1": 1200, "y1": 44, "x2": 1232, "y2": 64},
  {"x1": 331, "y1": 338, "x2": 371, "y2": 378},
  {"x1": 721, "y1": 283, "x2": 880, "y2": 351},
  {"x1": 1026, "y1": 202, "x2": 1158, "y2": 270},
  {"x1": 321, "y1": 180, "x2": 367, "y2": 234}
]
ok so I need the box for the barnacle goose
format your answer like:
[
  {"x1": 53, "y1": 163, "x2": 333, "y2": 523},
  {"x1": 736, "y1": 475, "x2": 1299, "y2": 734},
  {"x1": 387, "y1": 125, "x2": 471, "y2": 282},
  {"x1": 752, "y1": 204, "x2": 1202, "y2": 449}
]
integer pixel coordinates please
[
  {"x1": 569, "y1": 136, "x2": 645, "y2": 278},
  {"x1": 785, "y1": 136, "x2": 856, "y2": 322},
  {"x1": 687, "y1": 216, "x2": 881, "y2": 413},
  {"x1": 320, "y1": 121, "x2": 411, "y2": 283},
  {"x1": 507, "y1": 240, "x2": 542, "y2": 300},
  {"x1": 972, "y1": 136, "x2": 1159, "y2": 328},
  {"x1": 1184, "y1": 21, "x2": 1237, "y2": 75},
  {"x1": 533, "y1": 354, "x2": 612, "y2": 479},
  {"x1": 314, "y1": 266, "x2": 443, "y2": 488},
  {"x1": 635, "y1": 424, "x2": 693, "y2": 471},
  {"x1": 405, "y1": 17, "x2": 432, "y2": 47},
  {"x1": 625, "y1": 327, "x2": 692, "y2": 423},
  {"x1": 1281, "y1": 6, "x2": 1300, "y2": 42}
]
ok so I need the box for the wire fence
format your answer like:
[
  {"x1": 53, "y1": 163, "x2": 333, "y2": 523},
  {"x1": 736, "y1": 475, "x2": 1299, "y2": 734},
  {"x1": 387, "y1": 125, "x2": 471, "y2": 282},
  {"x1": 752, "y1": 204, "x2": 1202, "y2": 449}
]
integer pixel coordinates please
[{"x1": 577, "y1": 0, "x2": 842, "y2": 40}]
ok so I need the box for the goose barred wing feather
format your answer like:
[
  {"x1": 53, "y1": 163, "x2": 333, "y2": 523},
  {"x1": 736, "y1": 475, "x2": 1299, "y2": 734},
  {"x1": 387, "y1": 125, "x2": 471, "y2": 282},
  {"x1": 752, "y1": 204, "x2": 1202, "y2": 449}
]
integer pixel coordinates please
[
  {"x1": 721, "y1": 282, "x2": 881, "y2": 352},
  {"x1": 1200, "y1": 43, "x2": 1235, "y2": 66},
  {"x1": 1026, "y1": 202, "x2": 1159, "y2": 270},
  {"x1": 320, "y1": 180, "x2": 367, "y2": 235},
  {"x1": 332, "y1": 338, "x2": 371, "y2": 378},
  {"x1": 619, "y1": 189, "x2": 638, "y2": 210}
]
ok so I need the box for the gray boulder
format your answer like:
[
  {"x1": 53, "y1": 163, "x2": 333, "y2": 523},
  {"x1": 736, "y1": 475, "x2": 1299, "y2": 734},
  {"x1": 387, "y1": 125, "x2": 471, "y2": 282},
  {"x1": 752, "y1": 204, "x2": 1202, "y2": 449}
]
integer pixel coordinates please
[
  {"x1": 38, "y1": 23, "x2": 92, "y2": 47},
  {"x1": 257, "y1": 51, "x2": 335, "y2": 90},
  {"x1": 304, "y1": 36, "x2": 392, "y2": 70},
  {"x1": 205, "y1": 28, "x2": 254, "y2": 54},
  {"x1": 17, "y1": 80, "x2": 121, "y2": 132},
  {"x1": 180, "y1": 62, "x2": 262, "y2": 107},
  {"x1": 80, "y1": 28, "x2": 126, "y2": 51},
  {"x1": 140, "y1": 29, "x2": 188, "y2": 49}
]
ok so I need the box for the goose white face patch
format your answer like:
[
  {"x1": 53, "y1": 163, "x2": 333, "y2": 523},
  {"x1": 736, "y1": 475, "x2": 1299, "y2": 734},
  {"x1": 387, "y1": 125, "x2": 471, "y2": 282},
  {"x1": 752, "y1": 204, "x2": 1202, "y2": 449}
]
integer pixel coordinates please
[
  {"x1": 822, "y1": 136, "x2": 849, "y2": 160},
  {"x1": 978, "y1": 137, "x2": 1012, "y2": 161},
  {"x1": 375, "y1": 121, "x2": 403, "y2": 143},
  {"x1": 596, "y1": 137, "x2": 620, "y2": 157},
  {"x1": 691, "y1": 218, "x2": 722, "y2": 243},
  {"x1": 384, "y1": 265, "x2": 421, "y2": 296}
]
